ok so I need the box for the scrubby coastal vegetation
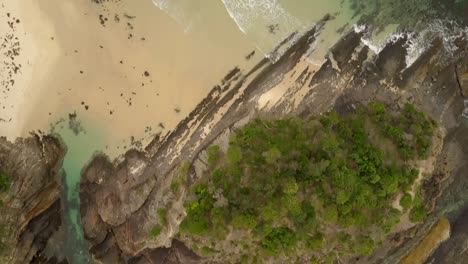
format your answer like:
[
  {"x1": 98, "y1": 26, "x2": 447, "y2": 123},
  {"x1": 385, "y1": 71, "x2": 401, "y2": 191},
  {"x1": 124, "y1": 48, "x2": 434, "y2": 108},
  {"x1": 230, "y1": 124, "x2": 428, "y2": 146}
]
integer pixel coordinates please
[
  {"x1": 179, "y1": 102, "x2": 436, "y2": 262},
  {"x1": 0, "y1": 172, "x2": 10, "y2": 194}
]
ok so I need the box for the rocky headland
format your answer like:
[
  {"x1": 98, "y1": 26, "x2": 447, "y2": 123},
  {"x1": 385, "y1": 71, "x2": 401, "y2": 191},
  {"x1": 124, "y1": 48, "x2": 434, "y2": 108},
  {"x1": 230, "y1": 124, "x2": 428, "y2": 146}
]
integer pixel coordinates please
[
  {"x1": 0, "y1": 134, "x2": 67, "y2": 264},
  {"x1": 78, "y1": 15, "x2": 468, "y2": 264}
]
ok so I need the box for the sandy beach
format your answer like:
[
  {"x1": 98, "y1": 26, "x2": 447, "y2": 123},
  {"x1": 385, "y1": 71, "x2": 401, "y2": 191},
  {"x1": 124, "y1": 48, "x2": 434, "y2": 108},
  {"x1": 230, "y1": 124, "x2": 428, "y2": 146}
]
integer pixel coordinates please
[
  {"x1": 0, "y1": 0, "x2": 258, "y2": 155},
  {"x1": 0, "y1": 0, "x2": 374, "y2": 157}
]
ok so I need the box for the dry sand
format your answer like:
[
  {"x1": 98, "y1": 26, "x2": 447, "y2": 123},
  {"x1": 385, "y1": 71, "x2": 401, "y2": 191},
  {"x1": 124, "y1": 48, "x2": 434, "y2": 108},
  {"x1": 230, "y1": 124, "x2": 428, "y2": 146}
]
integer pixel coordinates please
[{"x1": 0, "y1": 0, "x2": 258, "y2": 156}]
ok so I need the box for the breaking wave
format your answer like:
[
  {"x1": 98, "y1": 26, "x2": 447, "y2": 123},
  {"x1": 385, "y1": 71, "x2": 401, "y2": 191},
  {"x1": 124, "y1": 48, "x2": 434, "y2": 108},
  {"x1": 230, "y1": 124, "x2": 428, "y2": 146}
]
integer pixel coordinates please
[
  {"x1": 151, "y1": 1, "x2": 467, "y2": 68},
  {"x1": 355, "y1": 20, "x2": 468, "y2": 68},
  {"x1": 221, "y1": 0, "x2": 307, "y2": 62}
]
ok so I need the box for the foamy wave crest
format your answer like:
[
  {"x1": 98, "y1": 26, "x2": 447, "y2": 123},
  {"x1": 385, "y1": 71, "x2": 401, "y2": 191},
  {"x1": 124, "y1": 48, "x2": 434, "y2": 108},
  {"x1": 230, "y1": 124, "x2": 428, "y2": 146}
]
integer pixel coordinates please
[
  {"x1": 353, "y1": 24, "x2": 382, "y2": 54},
  {"x1": 428, "y1": 20, "x2": 468, "y2": 55},
  {"x1": 354, "y1": 24, "x2": 396, "y2": 54},
  {"x1": 403, "y1": 32, "x2": 431, "y2": 67},
  {"x1": 354, "y1": 21, "x2": 468, "y2": 68},
  {"x1": 221, "y1": 0, "x2": 305, "y2": 62},
  {"x1": 403, "y1": 20, "x2": 467, "y2": 67},
  {"x1": 221, "y1": 0, "x2": 299, "y2": 34}
]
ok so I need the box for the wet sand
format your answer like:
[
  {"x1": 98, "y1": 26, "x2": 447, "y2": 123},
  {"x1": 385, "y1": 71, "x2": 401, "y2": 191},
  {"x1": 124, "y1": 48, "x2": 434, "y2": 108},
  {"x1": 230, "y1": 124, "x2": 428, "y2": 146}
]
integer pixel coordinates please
[{"x1": 0, "y1": 0, "x2": 258, "y2": 156}]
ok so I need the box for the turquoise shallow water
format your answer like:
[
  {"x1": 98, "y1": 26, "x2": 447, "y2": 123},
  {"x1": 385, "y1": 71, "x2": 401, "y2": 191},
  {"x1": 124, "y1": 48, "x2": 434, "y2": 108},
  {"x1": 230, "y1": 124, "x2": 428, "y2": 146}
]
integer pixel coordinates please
[{"x1": 54, "y1": 120, "x2": 107, "y2": 263}]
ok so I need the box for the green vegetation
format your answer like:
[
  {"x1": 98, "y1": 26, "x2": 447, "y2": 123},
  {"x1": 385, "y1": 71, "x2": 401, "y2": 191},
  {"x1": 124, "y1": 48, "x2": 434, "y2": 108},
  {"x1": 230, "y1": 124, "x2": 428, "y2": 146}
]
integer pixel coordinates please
[
  {"x1": 207, "y1": 145, "x2": 221, "y2": 168},
  {"x1": 170, "y1": 162, "x2": 190, "y2": 197},
  {"x1": 368, "y1": 102, "x2": 434, "y2": 160},
  {"x1": 261, "y1": 227, "x2": 297, "y2": 255},
  {"x1": 455, "y1": 0, "x2": 468, "y2": 7},
  {"x1": 149, "y1": 226, "x2": 162, "y2": 239},
  {"x1": 400, "y1": 193, "x2": 413, "y2": 211},
  {"x1": 410, "y1": 193, "x2": 427, "y2": 223},
  {"x1": 180, "y1": 102, "x2": 435, "y2": 262},
  {"x1": 158, "y1": 208, "x2": 168, "y2": 226},
  {"x1": 201, "y1": 246, "x2": 215, "y2": 256},
  {"x1": 0, "y1": 173, "x2": 10, "y2": 193},
  {"x1": 170, "y1": 181, "x2": 180, "y2": 195}
]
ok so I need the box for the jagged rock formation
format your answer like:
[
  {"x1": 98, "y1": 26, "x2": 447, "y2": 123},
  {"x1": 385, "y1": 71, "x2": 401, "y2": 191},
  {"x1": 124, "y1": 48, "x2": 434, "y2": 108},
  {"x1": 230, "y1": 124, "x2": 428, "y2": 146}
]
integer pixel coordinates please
[
  {"x1": 0, "y1": 134, "x2": 66, "y2": 264},
  {"x1": 80, "y1": 15, "x2": 468, "y2": 263}
]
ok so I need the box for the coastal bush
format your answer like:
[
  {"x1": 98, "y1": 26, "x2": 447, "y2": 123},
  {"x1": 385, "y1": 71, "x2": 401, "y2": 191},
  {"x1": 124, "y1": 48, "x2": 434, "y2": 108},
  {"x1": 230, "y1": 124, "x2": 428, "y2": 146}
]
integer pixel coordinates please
[
  {"x1": 410, "y1": 194, "x2": 427, "y2": 223},
  {"x1": 207, "y1": 145, "x2": 220, "y2": 168},
  {"x1": 368, "y1": 102, "x2": 434, "y2": 160},
  {"x1": 158, "y1": 208, "x2": 168, "y2": 226},
  {"x1": 0, "y1": 173, "x2": 10, "y2": 193},
  {"x1": 171, "y1": 161, "x2": 190, "y2": 197},
  {"x1": 180, "y1": 102, "x2": 435, "y2": 261},
  {"x1": 149, "y1": 226, "x2": 162, "y2": 239},
  {"x1": 261, "y1": 227, "x2": 297, "y2": 255},
  {"x1": 400, "y1": 193, "x2": 413, "y2": 211},
  {"x1": 170, "y1": 181, "x2": 180, "y2": 195},
  {"x1": 410, "y1": 205, "x2": 426, "y2": 223},
  {"x1": 201, "y1": 246, "x2": 215, "y2": 256},
  {"x1": 356, "y1": 237, "x2": 376, "y2": 256}
]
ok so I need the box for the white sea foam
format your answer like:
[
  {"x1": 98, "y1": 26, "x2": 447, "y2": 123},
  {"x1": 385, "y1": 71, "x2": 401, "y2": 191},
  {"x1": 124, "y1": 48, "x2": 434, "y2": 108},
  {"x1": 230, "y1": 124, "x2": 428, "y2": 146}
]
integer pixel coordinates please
[
  {"x1": 354, "y1": 24, "x2": 389, "y2": 54},
  {"x1": 356, "y1": 25, "x2": 408, "y2": 55},
  {"x1": 221, "y1": 0, "x2": 300, "y2": 33},
  {"x1": 404, "y1": 20, "x2": 468, "y2": 67},
  {"x1": 355, "y1": 19, "x2": 468, "y2": 68},
  {"x1": 221, "y1": 0, "x2": 306, "y2": 62},
  {"x1": 353, "y1": 24, "x2": 367, "y2": 34},
  {"x1": 428, "y1": 20, "x2": 468, "y2": 55},
  {"x1": 403, "y1": 32, "x2": 429, "y2": 67}
]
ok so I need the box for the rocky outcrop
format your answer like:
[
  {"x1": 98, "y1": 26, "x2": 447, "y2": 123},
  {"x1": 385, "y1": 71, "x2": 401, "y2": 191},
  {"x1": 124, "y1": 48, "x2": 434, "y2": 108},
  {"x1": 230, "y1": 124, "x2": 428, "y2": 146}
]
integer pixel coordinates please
[
  {"x1": 0, "y1": 135, "x2": 66, "y2": 263},
  {"x1": 80, "y1": 15, "x2": 468, "y2": 263}
]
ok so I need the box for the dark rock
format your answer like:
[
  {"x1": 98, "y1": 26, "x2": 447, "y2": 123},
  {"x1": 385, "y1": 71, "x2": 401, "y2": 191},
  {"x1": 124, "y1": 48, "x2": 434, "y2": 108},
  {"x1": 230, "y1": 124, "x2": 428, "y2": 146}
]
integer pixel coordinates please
[{"x1": 0, "y1": 135, "x2": 66, "y2": 263}]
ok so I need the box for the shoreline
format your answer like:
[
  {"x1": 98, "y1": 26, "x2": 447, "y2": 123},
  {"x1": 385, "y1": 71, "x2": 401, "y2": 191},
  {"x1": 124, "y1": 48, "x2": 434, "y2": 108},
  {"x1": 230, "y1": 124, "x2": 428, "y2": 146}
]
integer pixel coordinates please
[{"x1": 2, "y1": 0, "x2": 258, "y2": 158}]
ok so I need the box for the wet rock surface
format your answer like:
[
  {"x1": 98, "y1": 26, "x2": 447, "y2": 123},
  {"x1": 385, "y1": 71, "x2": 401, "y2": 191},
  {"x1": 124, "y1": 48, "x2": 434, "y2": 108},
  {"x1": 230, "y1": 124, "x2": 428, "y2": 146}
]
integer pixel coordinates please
[
  {"x1": 0, "y1": 135, "x2": 66, "y2": 263},
  {"x1": 80, "y1": 16, "x2": 468, "y2": 263}
]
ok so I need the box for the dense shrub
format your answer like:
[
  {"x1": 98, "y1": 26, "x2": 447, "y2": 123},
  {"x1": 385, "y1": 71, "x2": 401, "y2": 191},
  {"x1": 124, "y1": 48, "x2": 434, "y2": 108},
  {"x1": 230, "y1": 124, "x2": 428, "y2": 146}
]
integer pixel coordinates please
[
  {"x1": 180, "y1": 102, "x2": 435, "y2": 260},
  {"x1": 0, "y1": 173, "x2": 10, "y2": 193}
]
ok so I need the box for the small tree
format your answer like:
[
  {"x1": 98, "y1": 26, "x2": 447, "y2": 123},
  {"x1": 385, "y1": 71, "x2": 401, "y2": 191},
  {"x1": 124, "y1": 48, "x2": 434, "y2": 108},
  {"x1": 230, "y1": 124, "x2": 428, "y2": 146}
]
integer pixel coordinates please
[
  {"x1": 207, "y1": 145, "x2": 221, "y2": 167},
  {"x1": 149, "y1": 226, "x2": 162, "y2": 239},
  {"x1": 400, "y1": 193, "x2": 413, "y2": 211},
  {"x1": 0, "y1": 173, "x2": 10, "y2": 193}
]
